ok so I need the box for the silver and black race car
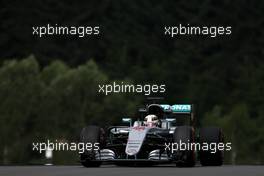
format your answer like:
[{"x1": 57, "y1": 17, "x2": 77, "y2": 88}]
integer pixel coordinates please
[{"x1": 79, "y1": 98, "x2": 224, "y2": 167}]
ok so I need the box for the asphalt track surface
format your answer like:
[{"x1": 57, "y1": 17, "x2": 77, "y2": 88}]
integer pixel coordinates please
[{"x1": 0, "y1": 165, "x2": 263, "y2": 176}]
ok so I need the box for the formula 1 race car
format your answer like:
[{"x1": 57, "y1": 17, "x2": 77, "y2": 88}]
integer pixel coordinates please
[{"x1": 79, "y1": 98, "x2": 224, "y2": 167}]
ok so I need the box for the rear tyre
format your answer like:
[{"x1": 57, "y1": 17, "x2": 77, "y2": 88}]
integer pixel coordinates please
[
  {"x1": 80, "y1": 125, "x2": 103, "y2": 167},
  {"x1": 173, "y1": 126, "x2": 196, "y2": 167},
  {"x1": 199, "y1": 127, "x2": 224, "y2": 166}
]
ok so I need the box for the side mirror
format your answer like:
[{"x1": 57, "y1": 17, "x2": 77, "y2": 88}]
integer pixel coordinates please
[
  {"x1": 138, "y1": 108, "x2": 147, "y2": 113},
  {"x1": 165, "y1": 118, "x2": 176, "y2": 128},
  {"x1": 122, "y1": 118, "x2": 132, "y2": 127},
  {"x1": 164, "y1": 109, "x2": 172, "y2": 113},
  {"x1": 166, "y1": 118, "x2": 176, "y2": 122}
]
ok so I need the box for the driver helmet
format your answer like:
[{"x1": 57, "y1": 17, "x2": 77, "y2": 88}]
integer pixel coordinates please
[{"x1": 144, "y1": 114, "x2": 158, "y2": 127}]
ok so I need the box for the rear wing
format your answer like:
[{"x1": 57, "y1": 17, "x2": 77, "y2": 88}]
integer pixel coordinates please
[
  {"x1": 160, "y1": 104, "x2": 193, "y2": 114},
  {"x1": 160, "y1": 104, "x2": 195, "y2": 126}
]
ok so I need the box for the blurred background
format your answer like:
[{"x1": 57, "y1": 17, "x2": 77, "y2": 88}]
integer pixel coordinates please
[{"x1": 0, "y1": 0, "x2": 263, "y2": 165}]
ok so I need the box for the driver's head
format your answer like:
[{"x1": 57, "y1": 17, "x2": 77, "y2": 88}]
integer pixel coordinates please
[{"x1": 144, "y1": 114, "x2": 158, "y2": 127}]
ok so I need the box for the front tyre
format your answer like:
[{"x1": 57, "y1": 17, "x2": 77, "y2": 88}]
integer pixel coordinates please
[{"x1": 173, "y1": 126, "x2": 196, "y2": 167}]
